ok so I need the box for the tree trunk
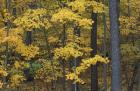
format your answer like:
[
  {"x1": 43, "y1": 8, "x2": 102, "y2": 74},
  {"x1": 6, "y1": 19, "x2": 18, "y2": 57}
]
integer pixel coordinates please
[
  {"x1": 103, "y1": 4, "x2": 107, "y2": 90},
  {"x1": 25, "y1": 31, "x2": 32, "y2": 45},
  {"x1": 109, "y1": 0, "x2": 121, "y2": 91},
  {"x1": 3, "y1": 0, "x2": 11, "y2": 91},
  {"x1": 71, "y1": 25, "x2": 80, "y2": 91},
  {"x1": 62, "y1": 24, "x2": 66, "y2": 91},
  {"x1": 128, "y1": 62, "x2": 139, "y2": 91},
  {"x1": 127, "y1": 0, "x2": 131, "y2": 17},
  {"x1": 91, "y1": 12, "x2": 98, "y2": 91}
]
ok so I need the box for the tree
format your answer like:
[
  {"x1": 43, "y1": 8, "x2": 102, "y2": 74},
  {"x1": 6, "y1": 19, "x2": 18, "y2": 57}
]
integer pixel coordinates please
[
  {"x1": 102, "y1": 0, "x2": 107, "y2": 91},
  {"x1": 109, "y1": 0, "x2": 121, "y2": 91},
  {"x1": 91, "y1": 10, "x2": 98, "y2": 91},
  {"x1": 71, "y1": 25, "x2": 80, "y2": 91},
  {"x1": 4, "y1": 0, "x2": 11, "y2": 91}
]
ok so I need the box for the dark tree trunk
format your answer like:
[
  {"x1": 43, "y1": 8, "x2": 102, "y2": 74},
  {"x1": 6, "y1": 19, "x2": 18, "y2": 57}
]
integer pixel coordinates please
[
  {"x1": 24, "y1": 31, "x2": 34, "y2": 82},
  {"x1": 109, "y1": 0, "x2": 121, "y2": 91},
  {"x1": 74, "y1": 26, "x2": 80, "y2": 37},
  {"x1": 128, "y1": 62, "x2": 139, "y2": 91},
  {"x1": 12, "y1": 7, "x2": 17, "y2": 16},
  {"x1": 91, "y1": 12, "x2": 98, "y2": 91},
  {"x1": 25, "y1": 31, "x2": 32, "y2": 45}
]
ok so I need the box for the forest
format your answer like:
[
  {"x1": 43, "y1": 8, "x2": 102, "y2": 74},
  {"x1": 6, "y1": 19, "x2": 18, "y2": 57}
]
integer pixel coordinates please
[{"x1": 0, "y1": 0, "x2": 139, "y2": 91}]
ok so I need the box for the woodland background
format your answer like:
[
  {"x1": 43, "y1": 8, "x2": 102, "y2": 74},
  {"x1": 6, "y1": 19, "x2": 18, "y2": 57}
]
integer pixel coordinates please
[{"x1": 0, "y1": 0, "x2": 139, "y2": 91}]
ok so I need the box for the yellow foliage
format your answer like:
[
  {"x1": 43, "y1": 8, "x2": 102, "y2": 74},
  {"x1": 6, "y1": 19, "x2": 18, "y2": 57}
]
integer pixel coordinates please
[
  {"x1": 0, "y1": 67, "x2": 8, "y2": 77},
  {"x1": 121, "y1": 44, "x2": 140, "y2": 57},
  {"x1": 3, "y1": 36, "x2": 39, "y2": 60},
  {"x1": 10, "y1": 74, "x2": 25, "y2": 87},
  {"x1": 51, "y1": 8, "x2": 81, "y2": 23},
  {"x1": 54, "y1": 46, "x2": 83, "y2": 60},
  {"x1": 128, "y1": 0, "x2": 140, "y2": 13},
  {"x1": 66, "y1": 55, "x2": 109, "y2": 83},
  {"x1": 66, "y1": 28, "x2": 92, "y2": 56},
  {"x1": 68, "y1": 0, "x2": 106, "y2": 13},
  {"x1": 68, "y1": 0, "x2": 86, "y2": 13},
  {"x1": 48, "y1": 36, "x2": 59, "y2": 44},
  {"x1": 78, "y1": 18, "x2": 93, "y2": 29},
  {"x1": 1, "y1": 9, "x2": 14, "y2": 22},
  {"x1": 51, "y1": 8, "x2": 92, "y2": 29},
  {"x1": 89, "y1": 1, "x2": 106, "y2": 13},
  {"x1": 35, "y1": 60, "x2": 62, "y2": 82},
  {"x1": 0, "y1": 80, "x2": 3, "y2": 88},
  {"x1": 0, "y1": 29, "x2": 6, "y2": 44},
  {"x1": 14, "y1": 8, "x2": 51, "y2": 30},
  {"x1": 14, "y1": 61, "x2": 21, "y2": 69},
  {"x1": 119, "y1": 16, "x2": 138, "y2": 36},
  {"x1": 0, "y1": 28, "x2": 39, "y2": 60}
]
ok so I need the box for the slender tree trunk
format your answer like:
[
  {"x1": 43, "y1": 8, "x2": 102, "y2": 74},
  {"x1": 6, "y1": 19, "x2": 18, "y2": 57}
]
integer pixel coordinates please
[
  {"x1": 5, "y1": 0, "x2": 11, "y2": 66},
  {"x1": 24, "y1": 31, "x2": 32, "y2": 82},
  {"x1": 109, "y1": 0, "x2": 121, "y2": 91},
  {"x1": 103, "y1": 1, "x2": 107, "y2": 90},
  {"x1": 91, "y1": 11, "x2": 98, "y2": 91},
  {"x1": 5, "y1": 0, "x2": 11, "y2": 12},
  {"x1": 3, "y1": 0, "x2": 11, "y2": 91},
  {"x1": 125, "y1": 0, "x2": 131, "y2": 88},
  {"x1": 128, "y1": 62, "x2": 139, "y2": 91},
  {"x1": 71, "y1": 25, "x2": 80, "y2": 91},
  {"x1": 62, "y1": 24, "x2": 66, "y2": 91},
  {"x1": 127, "y1": 0, "x2": 131, "y2": 17},
  {"x1": 62, "y1": 60, "x2": 66, "y2": 91}
]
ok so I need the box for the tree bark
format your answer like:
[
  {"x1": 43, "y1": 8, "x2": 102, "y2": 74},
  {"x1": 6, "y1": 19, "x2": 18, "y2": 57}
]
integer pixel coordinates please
[
  {"x1": 103, "y1": 2, "x2": 107, "y2": 90},
  {"x1": 3, "y1": 0, "x2": 11, "y2": 91},
  {"x1": 128, "y1": 62, "x2": 139, "y2": 91},
  {"x1": 109, "y1": 0, "x2": 121, "y2": 91},
  {"x1": 91, "y1": 12, "x2": 98, "y2": 91},
  {"x1": 71, "y1": 25, "x2": 80, "y2": 91},
  {"x1": 25, "y1": 31, "x2": 32, "y2": 45}
]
